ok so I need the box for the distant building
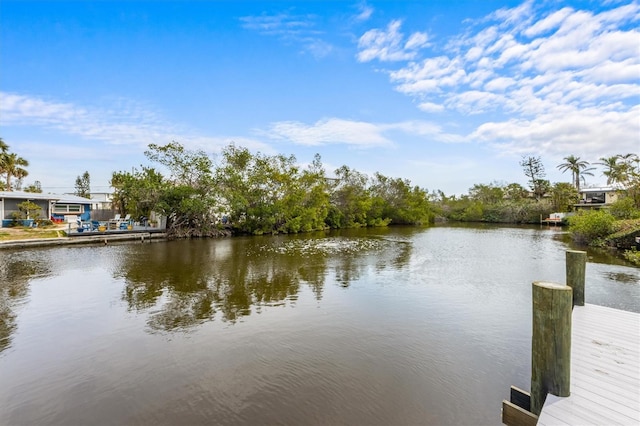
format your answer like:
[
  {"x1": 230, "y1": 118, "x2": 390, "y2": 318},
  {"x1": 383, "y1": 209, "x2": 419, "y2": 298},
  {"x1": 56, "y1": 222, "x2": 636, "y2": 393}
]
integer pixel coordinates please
[
  {"x1": 89, "y1": 192, "x2": 115, "y2": 210},
  {"x1": 575, "y1": 186, "x2": 621, "y2": 210}
]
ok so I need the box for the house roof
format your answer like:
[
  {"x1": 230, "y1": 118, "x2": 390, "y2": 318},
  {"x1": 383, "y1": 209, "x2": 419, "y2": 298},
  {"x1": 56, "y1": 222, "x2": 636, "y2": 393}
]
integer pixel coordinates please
[
  {"x1": 57, "y1": 194, "x2": 93, "y2": 203},
  {"x1": 0, "y1": 191, "x2": 92, "y2": 203},
  {"x1": 579, "y1": 186, "x2": 619, "y2": 193},
  {"x1": 0, "y1": 191, "x2": 59, "y2": 201}
]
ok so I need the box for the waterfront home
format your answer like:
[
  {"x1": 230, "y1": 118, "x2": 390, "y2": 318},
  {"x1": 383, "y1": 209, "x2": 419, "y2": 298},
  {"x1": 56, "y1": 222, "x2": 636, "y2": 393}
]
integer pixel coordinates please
[
  {"x1": 0, "y1": 191, "x2": 92, "y2": 227},
  {"x1": 575, "y1": 186, "x2": 620, "y2": 210}
]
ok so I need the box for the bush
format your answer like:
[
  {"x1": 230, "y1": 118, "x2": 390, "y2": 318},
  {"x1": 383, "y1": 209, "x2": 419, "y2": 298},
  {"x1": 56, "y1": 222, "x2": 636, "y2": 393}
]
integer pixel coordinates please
[
  {"x1": 567, "y1": 210, "x2": 616, "y2": 245},
  {"x1": 623, "y1": 249, "x2": 640, "y2": 266},
  {"x1": 609, "y1": 197, "x2": 640, "y2": 220}
]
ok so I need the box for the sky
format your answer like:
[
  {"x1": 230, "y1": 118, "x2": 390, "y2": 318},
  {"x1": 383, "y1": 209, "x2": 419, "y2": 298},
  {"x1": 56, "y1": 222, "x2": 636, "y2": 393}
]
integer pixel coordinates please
[{"x1": 1, "y1": 0, "x2": 638, "y2": 196}]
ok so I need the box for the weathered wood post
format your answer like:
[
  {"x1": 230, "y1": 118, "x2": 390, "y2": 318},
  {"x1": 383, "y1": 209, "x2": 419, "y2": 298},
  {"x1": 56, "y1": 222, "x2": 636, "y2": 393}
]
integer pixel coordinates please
[
  {"x1": 566, "y1": 250, "x2": 586, "y2": 307},
  {"x1": 531, "y1": 281, "x2": 572, "y2": 415}
]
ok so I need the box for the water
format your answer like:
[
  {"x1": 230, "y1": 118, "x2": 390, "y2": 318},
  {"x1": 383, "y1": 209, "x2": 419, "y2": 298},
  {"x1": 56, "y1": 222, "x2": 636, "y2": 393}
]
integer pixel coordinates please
[{"x1": 1, "y1": 224, "x2": 638, "y2": 425}]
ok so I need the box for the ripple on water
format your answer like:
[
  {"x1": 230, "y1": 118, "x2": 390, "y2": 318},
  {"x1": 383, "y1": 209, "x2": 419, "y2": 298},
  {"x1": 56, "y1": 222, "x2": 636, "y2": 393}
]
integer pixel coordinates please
[{"x1": 256, "y1": 237, "x2": 388, "y2": 257}]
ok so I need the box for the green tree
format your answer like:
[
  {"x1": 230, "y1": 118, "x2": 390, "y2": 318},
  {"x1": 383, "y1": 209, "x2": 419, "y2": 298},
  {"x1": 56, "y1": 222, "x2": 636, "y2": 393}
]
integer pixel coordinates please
[
  {"x1": 14, "y1": 201, "x2": 42, "y2": 221},
  {"x1": 520, "y1": 156, "x2": 547, "y2": 200},
  {"x1": 24, "y1": 181, "x2": 42, "y2": 193},
  {"x1": 144, "y1": 142, "x2": 218, "y2": 237},
  {"x1": 557, "y1": 155, "x2": 594, "y2": 191},
  {"x1": 369, "y1": 172, "x2": 432, "y2": 225},
  {"x1": 617, "y1": 153, "x2": 639, "y2": 186},
  {"x1": 215, "y1": 144, "x2": 253, "y2": 231},
  {"x1": 0, "y1": 138, "x2": 8, "y2": 182},
  {"x1": 550, "y1": 182, "x2": 579, "y2": 212},
  {"x1": 284, "y1": 153, "x2": 330, "y2": 232},
  {"x1": 596, "y1": 155, "x2": 627, "y2": 186},
  {"x1": 74, "y1": 171, "x2": 91, "y2": 198},
  {"x1": 2, "y1": 152, "x2": 29, "y2": 191},
  {"x1": 469, "y1": 183, "x2": 504, "y2": 204},
  {"x1": 608, "y1": 197, "x2": 640, "y2": 219},
  {"x1": 329, "y1": 165, "x2": 371, "y2": 228},
  {"x1": 503, "y1": 183, "x2": 528, "y2": 201},
  {"x1": 567, "y1": 210, "x2": 616, "y2": 245},
  {"x1": 111, "y1": 167, "x2": 165, "y2": 219},
  {"x1": 617, "y1": 154, "x2": 640, "y2": 209}
]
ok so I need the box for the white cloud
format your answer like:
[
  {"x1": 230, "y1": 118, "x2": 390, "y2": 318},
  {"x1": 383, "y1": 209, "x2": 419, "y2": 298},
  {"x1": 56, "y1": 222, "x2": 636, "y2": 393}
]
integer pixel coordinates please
[
  {"x1": 240, "y1": 12, "x2": 333, "y2": 58},
  {"x1": 0, "y1": 92, "x2": 275, "y2": 156},
  {"x1": 523, "y1": 7, "x2": 573, "y2": 37},
  {"x1": 262, "y1": 117, "x2": 463, "y2": 147},
  {"x1": 239, "y1": 13, "x2": 314, "y2": 34},
  {"x1": 484, "y1": 77, "x2": 516, "y2": 92},
  {"x1": 355, "y1": 2, "x2": 373, "y2": 22},
  {"x1": 488, "y1": 0, "x2": 535, "y2": 30},
  {"x1": 0, "y1": 92, "x2": 182, "y2": 148},
  {"x1": 357, "y1": 20, "x2": 428, "y2": 62},
  {"x1": 581, "y1": 58, "x2": 640, "y2": 83},
  {"x1": 471, "y1": 105, "x2": 640, "y2": 159},
  {"x1": 302, "y1": 38, "x2": 334, "y2": 58},
  {"x1": 390, "y1": 56, "x2": 466, "y2": 94},
  {"x1": 418, "y1": 102, "x2": 445, "y2": 113},
  {"x1": 362, "y1": 1, "x2": 639, "y2": 157},
  {"x1": 266, "y1": 118, "x2": 392, "y2": 147},
  {"x1": 405, "y1": 32, "x2": 429, "y2": 50}
]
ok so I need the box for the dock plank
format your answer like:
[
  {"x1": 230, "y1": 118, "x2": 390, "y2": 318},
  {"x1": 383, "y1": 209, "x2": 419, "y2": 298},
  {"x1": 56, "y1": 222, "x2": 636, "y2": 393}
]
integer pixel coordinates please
[{"x1": 537, "y1": 304, "x2": 640, "y2": 426}]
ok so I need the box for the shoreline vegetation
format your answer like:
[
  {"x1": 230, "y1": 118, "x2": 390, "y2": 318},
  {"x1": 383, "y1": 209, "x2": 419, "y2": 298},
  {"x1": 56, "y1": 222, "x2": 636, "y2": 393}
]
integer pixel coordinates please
[{"x1": 2, "y1": 141, "x2": 639, "y2": 264}]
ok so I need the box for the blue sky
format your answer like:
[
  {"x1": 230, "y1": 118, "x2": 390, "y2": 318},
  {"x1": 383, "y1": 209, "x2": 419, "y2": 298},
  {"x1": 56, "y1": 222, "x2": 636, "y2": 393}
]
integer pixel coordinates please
[{"x1": 1, "y1": 0, "x2": 638, "y2": 195}]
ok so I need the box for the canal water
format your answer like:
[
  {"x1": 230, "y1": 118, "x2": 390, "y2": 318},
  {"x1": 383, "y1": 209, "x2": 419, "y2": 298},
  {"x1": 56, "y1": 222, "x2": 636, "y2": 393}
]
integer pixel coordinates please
[{"x1": 1, "y1": 224, "x2": 638, "y2": 425}]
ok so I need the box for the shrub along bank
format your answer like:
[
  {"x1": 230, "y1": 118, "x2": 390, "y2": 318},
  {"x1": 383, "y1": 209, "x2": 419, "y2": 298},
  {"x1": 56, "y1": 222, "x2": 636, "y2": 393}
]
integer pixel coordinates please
[{"x1": 567, "y1": 209, "x2": 640, "y2": 266}]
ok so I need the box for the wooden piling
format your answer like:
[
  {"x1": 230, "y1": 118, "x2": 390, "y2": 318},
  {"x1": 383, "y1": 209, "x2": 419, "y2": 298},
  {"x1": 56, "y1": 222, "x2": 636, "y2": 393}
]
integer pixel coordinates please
[
  {"x1": 566, "y1": 250, "x2": 586, "y2": 307},
  {"x1": 530, "y1": 281, "x2": 572, "y2": 415}
]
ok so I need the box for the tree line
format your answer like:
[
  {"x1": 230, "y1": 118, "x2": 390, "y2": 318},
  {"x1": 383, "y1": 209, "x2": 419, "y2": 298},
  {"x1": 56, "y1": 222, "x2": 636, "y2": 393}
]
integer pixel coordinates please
[
  {"x1": 2, "y1": 134, "x2": 638, "y2": 239},
  {"x1": 111, "y1": 142, "x2": 435, "y2": 238},
  {"x1": 432, "y1": 153, "x2": 640, "y2": 224}
]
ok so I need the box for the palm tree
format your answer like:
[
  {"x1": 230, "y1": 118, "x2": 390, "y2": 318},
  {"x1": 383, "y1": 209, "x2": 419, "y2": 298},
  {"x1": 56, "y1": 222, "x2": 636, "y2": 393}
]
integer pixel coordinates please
[
  {"x1": 596, "y1": 156, "x2": 626, "y2": 186},
  {"x1": 557, "y1": 155, "x2": 593, "y2": 191},
  {"x1": 3, "y1": 152, "x2": 29, "y2": 191},
  {"x1": 0, "y1": 138, "x2": 9, "y2": 189},
  {"x1": 618, "y1": 153, "x2": 639, "y2": 177}
]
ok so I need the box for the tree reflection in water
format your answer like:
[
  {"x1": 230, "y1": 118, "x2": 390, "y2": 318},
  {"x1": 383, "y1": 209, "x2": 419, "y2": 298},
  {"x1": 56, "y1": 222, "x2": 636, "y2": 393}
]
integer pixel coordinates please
[
  {"x1": 116, "y1": 234, "x2": 412, "y2": 332},
  {"x1": 0, "y1": 252, "x2": 52, "y2": 352}
]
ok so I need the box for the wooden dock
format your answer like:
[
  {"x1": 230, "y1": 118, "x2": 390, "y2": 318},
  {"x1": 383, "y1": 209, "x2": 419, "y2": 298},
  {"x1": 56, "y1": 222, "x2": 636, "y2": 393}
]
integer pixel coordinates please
[
  {"x1": 502, "y1": 250, "x2": 640, "y2": 425},
  {"x1": 537, "y1": 304, "x2": 639, "y2": 425}
]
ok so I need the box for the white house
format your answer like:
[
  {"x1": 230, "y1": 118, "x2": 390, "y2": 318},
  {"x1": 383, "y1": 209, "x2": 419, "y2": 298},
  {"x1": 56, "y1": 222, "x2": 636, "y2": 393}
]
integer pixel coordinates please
[
  {"x1": 89, "y1": 192, "x2": 115, "y2": 210},
  {"x1": 575, "y1": 186, "x2": 621, "y2": 209}
]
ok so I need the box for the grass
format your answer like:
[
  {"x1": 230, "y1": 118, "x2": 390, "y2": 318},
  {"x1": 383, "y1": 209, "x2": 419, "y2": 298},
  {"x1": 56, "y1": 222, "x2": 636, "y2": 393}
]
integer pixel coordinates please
[{"x1": 0, "y1": 226, "x2": 67, "y2": 242}]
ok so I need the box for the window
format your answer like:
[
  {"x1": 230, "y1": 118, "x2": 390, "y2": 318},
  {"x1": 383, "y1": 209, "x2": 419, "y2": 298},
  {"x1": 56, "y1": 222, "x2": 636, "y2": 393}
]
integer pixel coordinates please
[
  {"x1": 53, "y1": 204, "x2": 83, "y2": 213},
  {"x1": 584, "y1": 192, "x2": 605, "y2": 204}
]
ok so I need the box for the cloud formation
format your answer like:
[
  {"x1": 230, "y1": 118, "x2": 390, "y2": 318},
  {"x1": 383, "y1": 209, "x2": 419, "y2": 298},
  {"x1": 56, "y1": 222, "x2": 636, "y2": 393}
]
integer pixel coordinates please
[
  {"x1": 240, "y1": 12, "x2": 333, "y2": 58},
  {"x1": 357, "y1": 20, "x2": 429, "y2": 62},
  {"x1": 0, "y1": 92, "x2": 273, "y2": 154},
  {"x1": 0, "y1": 92, "x2": 184, "y2": 148},
  {"x1": 360, "y1": 1, "x2": 640, "y2": 159},
  {"x1": 355, "y1": 2, "x2": 373, "y2": 22},
  {"x1": 263, "y1": 117, "x2": 462, "y2": 147}
]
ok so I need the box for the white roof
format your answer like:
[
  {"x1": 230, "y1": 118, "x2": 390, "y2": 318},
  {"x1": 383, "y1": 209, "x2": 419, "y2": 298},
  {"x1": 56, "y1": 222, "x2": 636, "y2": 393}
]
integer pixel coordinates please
[
  {"x1": 579, "y1": 186, "x2": 619, "y2": 192},
  {"x1": 57, "y1": 194, "x2": 93, "y2": 203},
  {"x1": 0, "y1": 191, "x2": 91, "y2": 203}
]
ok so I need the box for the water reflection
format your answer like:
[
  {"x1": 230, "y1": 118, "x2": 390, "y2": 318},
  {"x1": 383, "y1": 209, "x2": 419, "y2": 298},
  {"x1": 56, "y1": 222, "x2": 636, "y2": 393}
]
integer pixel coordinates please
[
  {"x1": 116, "y1": 234, "x2": 412, "y2": 331},
  {"x1": 0, "y1": 225, "x2": 638, "y2": 426},
  {"x1": 602, "y1": 271, "x2": 639, "y2": 285},
  {"x1": 0, "y1": 252, "x2": 52, "y2": 351}
]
